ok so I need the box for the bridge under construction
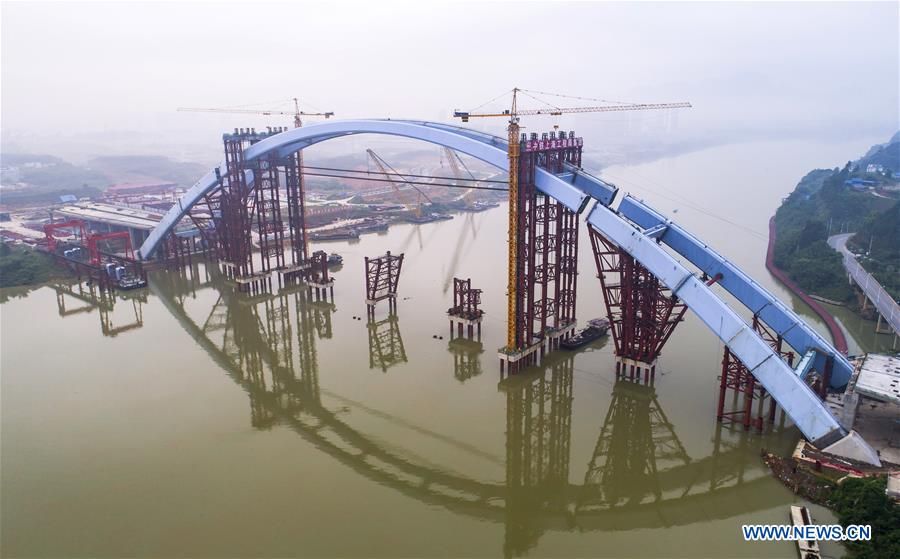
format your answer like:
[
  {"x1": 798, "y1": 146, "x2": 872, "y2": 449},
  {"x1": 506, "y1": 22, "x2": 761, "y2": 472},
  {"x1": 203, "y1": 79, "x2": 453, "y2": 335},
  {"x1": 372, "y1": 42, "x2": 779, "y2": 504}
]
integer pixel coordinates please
[{"x1": 116, "y1": 112, "x2": 883, "y2": 467}]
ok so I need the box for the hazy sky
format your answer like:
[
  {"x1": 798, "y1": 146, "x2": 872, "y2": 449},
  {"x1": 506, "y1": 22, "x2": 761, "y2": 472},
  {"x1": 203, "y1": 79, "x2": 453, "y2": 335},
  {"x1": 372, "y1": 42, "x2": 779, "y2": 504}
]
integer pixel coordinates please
[{"x1": 2, "y1": 1, "x2": 898, "y2": 160}]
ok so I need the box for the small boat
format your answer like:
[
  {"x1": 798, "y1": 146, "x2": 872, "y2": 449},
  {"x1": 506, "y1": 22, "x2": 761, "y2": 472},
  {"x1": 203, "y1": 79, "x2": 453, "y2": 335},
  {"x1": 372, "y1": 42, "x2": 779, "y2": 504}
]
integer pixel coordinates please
[
  {"x1": 790, "y1": 505, "x2": 821, "y2": 559},
  {"x1": 117, "y1": 277, "x2": 148, "y2": 291},
  {"x1": 327, "y1": 253, "x2": 343, "y2": 266},
  {"x1": 469, "y1": 201, "x2": 500, "y2": 212},
  {"x1": 356, "y1": 220, "x2": 389, "y2": 234},
  {"x1": 561, "y1": 317, "x2": 610, "y2": 350},
  {"x1": 310, "y1": 229, "x2": 359, "y2": 241}
]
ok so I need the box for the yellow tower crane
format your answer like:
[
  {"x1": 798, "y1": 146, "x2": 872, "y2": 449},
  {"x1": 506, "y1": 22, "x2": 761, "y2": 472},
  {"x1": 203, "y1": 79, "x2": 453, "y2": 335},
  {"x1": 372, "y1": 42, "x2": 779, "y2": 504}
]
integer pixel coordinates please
[
  {"x1": 176, "y1": 98, "x2": 334, "y2": 127},
  {"x1": 453, "y1": 88, "x2": 691, "y2": 352}
]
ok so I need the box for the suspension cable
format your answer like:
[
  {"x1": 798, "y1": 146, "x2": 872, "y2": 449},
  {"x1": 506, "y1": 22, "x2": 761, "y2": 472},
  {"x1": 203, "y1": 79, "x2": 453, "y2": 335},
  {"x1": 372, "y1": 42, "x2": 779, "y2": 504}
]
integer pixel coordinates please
[
  {"x1": 299, "y1": 164, "x2": 508, "y2": 184},
  {"x1": 301, "y1": 171, "x2": 508, "y2": 192}
]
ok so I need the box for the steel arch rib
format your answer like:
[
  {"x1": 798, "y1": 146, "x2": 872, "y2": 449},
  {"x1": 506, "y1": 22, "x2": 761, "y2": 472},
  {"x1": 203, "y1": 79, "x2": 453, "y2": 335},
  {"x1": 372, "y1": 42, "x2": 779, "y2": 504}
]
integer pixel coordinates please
[
  {"x1": 139, "y1": 119, "x2": 589, "y2": 261},
  {"x1": 142, "y1": 118, "x2": 878, "y2": 464}
]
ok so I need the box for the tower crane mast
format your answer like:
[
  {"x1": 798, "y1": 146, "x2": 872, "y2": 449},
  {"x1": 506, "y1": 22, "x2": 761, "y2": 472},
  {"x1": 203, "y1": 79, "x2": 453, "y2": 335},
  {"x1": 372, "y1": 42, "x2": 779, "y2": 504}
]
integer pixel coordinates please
[{"x1": 453, "y1": 87, "x2": 691, "y2": 352}]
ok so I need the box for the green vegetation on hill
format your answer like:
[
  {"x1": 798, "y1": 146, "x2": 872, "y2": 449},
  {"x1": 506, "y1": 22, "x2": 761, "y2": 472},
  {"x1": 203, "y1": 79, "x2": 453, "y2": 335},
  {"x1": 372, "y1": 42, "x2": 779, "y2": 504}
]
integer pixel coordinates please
[
  {"x1": 848, "y1": 200, "x2": 900, "y2": 299},
  {"x1": 774, "y1": 149, "x2": 897, "y2": 304},
  {"x1": 775, "y1": 169, "x2": 853, "y2": 302},
  {"x1": 0, "y1": 243, "x2": 69, "y2": 288},
  {"x1": 829, "y1": 476, "x2": 900, "y2": 559}
]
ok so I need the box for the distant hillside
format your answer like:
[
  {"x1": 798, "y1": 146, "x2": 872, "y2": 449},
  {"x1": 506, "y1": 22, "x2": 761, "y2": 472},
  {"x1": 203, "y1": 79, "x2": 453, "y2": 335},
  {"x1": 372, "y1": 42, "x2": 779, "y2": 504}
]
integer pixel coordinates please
[
  {"x1": 87, "y1": 155, "x2": 206, "y2": 187},
  {"x1": 0, "y1": 153, "x2": 109, "y2": 206},
  {"x1": 0, "y1": 152, "x2": 209, "y2": 206},
  {"x1": 0, "y1": 153, "x2": 109, "y2": 192},
  {"x1": 774, "y1": 134, "x2": 900, "y2": 304},
  {"x1": 774, "y1": 169, "x2": 856, "y2": 302},
  {"x1": 857, "y1": 131, "x2": 900, "y2": 172}
]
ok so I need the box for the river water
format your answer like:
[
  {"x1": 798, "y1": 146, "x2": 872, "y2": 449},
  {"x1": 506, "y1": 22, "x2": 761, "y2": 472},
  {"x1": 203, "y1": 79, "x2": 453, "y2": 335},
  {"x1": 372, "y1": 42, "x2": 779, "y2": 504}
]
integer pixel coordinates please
[{"x1": 1, "y1": 137, "x2": 891, "y2": 557}]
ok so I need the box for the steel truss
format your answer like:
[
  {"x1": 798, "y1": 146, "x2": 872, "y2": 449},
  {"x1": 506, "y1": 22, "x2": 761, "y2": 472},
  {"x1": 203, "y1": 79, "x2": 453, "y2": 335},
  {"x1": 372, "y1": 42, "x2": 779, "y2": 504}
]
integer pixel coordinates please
[
  {"x1": 717, "y1": 314, "x2": 795, "y2": 431},
  {"x1": 588, "y1": 225, "x2": 687, "y2": 380},
  {"x1": 159, "y1": 128, "x2": 310, "y2": 293},
  {"x1": 448, "y1": 277, "x2": 483, "y2": 340},
  {"x1": 307, "y1": 250, "x2": 333, "y2": 301},
  {"x1": 364, "y1": 251, "x2": 404, "y2": 318},
  {"x1": 503, "y1": 130, "x2": 581, "y2": 374}
]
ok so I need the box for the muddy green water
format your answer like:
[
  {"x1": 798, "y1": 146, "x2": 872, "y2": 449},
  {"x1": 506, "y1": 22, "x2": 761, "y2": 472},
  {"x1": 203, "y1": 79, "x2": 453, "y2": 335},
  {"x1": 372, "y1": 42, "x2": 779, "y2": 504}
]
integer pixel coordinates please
[{"x1": 2, "y1": 138, "x2": 892, "y2": 557}]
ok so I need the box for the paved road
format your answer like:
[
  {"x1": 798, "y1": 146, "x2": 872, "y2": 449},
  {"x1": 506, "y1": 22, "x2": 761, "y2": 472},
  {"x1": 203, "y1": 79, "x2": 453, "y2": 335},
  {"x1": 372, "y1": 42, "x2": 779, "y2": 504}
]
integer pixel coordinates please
[{"x1": 828, "y1": 233, "x2": 899, "y2": 336}]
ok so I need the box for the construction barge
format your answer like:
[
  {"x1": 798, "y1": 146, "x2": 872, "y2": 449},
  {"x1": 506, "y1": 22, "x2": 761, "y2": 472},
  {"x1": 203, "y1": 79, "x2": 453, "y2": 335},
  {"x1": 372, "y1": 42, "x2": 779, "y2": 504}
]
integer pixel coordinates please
[{"x1": 561, "y1": 318, "x2": 610, "y2": 350}]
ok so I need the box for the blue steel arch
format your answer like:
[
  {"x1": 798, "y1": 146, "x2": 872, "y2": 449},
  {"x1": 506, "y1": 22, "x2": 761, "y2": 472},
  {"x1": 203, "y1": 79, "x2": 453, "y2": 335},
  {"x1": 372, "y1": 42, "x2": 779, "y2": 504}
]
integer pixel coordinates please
[
  {"x1": 139, "y1": 120, "x2": 602, "y2": 261},
  {"x1": 141, "y1": 119, "x2": 878, "y2": 464}
]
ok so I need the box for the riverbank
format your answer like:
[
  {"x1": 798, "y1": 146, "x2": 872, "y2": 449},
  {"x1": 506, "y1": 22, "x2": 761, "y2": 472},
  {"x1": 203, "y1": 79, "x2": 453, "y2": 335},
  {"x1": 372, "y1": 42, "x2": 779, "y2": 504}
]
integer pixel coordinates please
[
  {"x1": 762, "y1": 446, "x2": 899, "y2": 559},
  {"x1": 766, "y1": 216, "x2": 849, "y2": 354},
  {"x1": 0, "y1": 243, "x2": 70, "y2": 290}
]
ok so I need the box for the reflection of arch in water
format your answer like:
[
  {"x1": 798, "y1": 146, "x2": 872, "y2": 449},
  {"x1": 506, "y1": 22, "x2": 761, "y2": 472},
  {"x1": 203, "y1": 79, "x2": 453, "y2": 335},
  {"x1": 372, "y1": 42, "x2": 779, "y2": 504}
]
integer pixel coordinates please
[
  {"x1": 138, "y1": 118, "x2": 866, "y2": 458},
  {"x1": 151, "y1": 276, "x2": 792, "y2": 548}
]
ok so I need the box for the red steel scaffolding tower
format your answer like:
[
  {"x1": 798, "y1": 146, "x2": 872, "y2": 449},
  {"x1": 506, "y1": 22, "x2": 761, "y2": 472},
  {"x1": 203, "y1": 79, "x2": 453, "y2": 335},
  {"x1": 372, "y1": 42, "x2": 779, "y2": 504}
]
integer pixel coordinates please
[
  {"x1": 197, "y1": 127, "x2": 311, "y2": 293},
  {"x1": 717, "y1": 314, "x2": 795, "y2": 431},
  {"x1": 448, "y1": 277, "x2": 484, "y2": 340},
  {"x1": 588, "y1": 225, "x2": 688, "y2": 382},
  {"x1": 365, "y1": 251, "x2": 404, "y2": 319},
  {"x1": 501, "y1": 130, "x2": 582, "y2": 374}
]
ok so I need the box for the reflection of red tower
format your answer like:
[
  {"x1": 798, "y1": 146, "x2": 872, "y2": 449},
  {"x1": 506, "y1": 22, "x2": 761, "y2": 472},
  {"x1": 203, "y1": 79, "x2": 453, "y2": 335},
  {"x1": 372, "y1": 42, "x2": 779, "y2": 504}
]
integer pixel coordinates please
[
  {"x1": 306, "y1": 250, "x2": 333, "y2": 301},
  {"x1": 717, "y1": 314, "x2": 794, "y2": 431},
  {"x1": 366, "y1": 314, "x2": 407, "y2": 373},
  {"x1": 588, "y1": 225, "x2": 687, "y2": 380},
  {"x1": 502, "y1": 354, "x2": 574, "y2": 557},
  {"x1": 578, "y1": 378, "x2": 691, "y2": 511}
]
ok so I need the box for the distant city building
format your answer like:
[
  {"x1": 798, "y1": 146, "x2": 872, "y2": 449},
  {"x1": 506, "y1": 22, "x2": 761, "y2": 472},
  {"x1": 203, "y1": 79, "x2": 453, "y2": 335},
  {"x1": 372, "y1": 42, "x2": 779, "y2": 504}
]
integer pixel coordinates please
[
  {"x1": 865, "y1": 163, "x2": 884, "y2": 174},
  {"x1": 844, "y1": 177, "x2": 876, "y2": 191}
]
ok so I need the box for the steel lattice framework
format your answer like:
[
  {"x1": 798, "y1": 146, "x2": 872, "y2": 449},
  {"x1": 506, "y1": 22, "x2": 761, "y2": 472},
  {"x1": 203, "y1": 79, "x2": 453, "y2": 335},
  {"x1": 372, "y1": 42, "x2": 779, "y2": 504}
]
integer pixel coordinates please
[
  {"x1": 718, "y1": 315, "x2": 795, "y2": 431},
  {"x1": 137, "y1": 119, "x2": 879, "y2": 463},
  {"x1": 588, "y1": 225, "x2": 687, "y2": 379},
  {"x1": 365, "y1": 251, "x2": 404, "y2": 318},
  {"x1": 165, "y1": 127, "x2": 311, "y2": 294},
  {"x1": 448, "y1": 277, "x2": 484, "y2": 340},
  {"x1": 503, "y1": 130, "x2": 582, "y2": 374}
]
